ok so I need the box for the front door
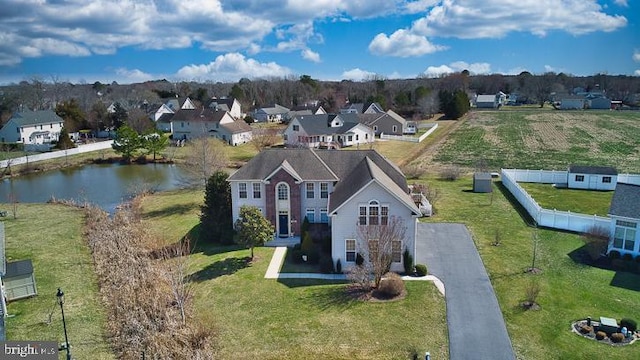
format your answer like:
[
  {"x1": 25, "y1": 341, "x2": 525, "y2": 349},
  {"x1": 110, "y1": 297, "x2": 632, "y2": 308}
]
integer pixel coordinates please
[{"x1": 278, "y1": 213, "x2": 289, "y2": 237}]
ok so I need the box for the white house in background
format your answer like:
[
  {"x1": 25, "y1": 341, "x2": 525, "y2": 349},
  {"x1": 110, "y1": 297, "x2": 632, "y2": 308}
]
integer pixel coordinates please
[
  {"x1": 567, "y1": 165, "x2": 618, "y2": 191},
  {"x1": 151, "y1": 103, "x2": 175, "y2": 121},
  {"x1": 560, "y1": 96, "x2": 586, "y2": 110},
  {"x1": 283, "y1": 114, "x2": 374, "y2": 148},
  {"x1": 607, "y1": 183, "x2": 640, "y2": 258},
  {"x1": 227, "y1": 148, "x2": 423, "y2": 272},
  {"x1": 0, "y1": 110, "x2": 64, "y2": 149},
  {"x1": 207, "y1": 97, "x2": 242, "y2": 119},
  {"x1": 475, "y1": 94, "x2": 504, "y2": 108},
  {"x1": 253, "y1": 104, "x2": 290, "y2": 122},
  {"x1": 165, "y1": 97, "x2": 196, "y2": 111},
  {"x1": 170, "y1": 108, "x2": 252, "y2": 145}
]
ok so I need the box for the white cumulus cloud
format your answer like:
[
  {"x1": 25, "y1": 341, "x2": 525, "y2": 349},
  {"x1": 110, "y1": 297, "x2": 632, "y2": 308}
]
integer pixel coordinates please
[
  {"x1": 423, "y1": 61, "x2": 491, "y2": 77},
  {"x1": 633, "y1": 50, "x2": 640, "y2": 62},
  {"x1": 614, "y1": 0, "x2": 628, "y2": 7},
  {"x1": 115, "y1": 68, "x2": 154, "y2": 83},
  {"x1": 175, "y1": 53, "x2": 292, "y2": 82},
  {"x1": 342, "y1": 68, "x2": 376, "y2": 81},
  {"x1": 369, "y1": 29, "x2": 446, "y2": 57},
  {"x1": 301, "y1": 49, "x2": 321, "y2": 63},
  {"x1": 410, "y1": 0, "x2": 626, "y2": 39}
]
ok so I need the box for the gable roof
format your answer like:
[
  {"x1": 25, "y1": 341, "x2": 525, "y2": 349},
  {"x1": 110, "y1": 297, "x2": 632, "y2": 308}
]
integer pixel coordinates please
[
  {"x1": 219, "y1": 119, "x2": 252, "y2": 134},
  {"x1": 609, "y1": 183, "x2": 640, "y2": 219},
  {"x1": 476, "y1": 95, "x2": 497, "y2": 103},
  {"x1": 569, "y1": 165, "x2": 618, "y2": 175},
  {"x1": 9, "y1": 110, "x2": 62, "y2": 126},
  {"x1": 293, "y1": 114, "x2": 366, "y2": 135},
  {"x1": 257, "y1": 104, "x2": 290, "y2": 115},
  {"x1": 206, "y1": 97, "x2": 237, "y2": 111},
  {"x1": 228, "y1": 148, "x2": 338, "y2": 182},
  {"x1": 171, "y1": 108, "x2": 228, "y2": 123}
]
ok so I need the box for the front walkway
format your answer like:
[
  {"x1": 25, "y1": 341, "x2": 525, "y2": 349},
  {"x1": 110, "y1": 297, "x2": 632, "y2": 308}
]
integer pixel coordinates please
[{"x1": 263, "y1": 246, "x2": 445, "y2": 295}]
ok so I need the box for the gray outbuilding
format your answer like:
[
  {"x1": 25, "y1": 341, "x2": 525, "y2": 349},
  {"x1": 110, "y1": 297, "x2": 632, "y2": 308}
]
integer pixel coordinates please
[{"x1": 473, "y1": 172, "x2": 493, "y2": 193}]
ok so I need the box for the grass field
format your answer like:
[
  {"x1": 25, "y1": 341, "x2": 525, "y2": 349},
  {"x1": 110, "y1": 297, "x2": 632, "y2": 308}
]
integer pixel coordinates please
[
  {"x1": 139, "y1": 190, "x2": 449, "y2": 359},
  {"x1": 519, "y1": 183, "x2": 614, "y2": 216},
  {"x1": 419, "y1": 176, "x2": 640, "y2": 359},
  {"x1": 435, "y1": 110, "x2": 640, "y2": 172},
  {"x1": 1, "y1": 204, "x2": 113, "y2": 359}
]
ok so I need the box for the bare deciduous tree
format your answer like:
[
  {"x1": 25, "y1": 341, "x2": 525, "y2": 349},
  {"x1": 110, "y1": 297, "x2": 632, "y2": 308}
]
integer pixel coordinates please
[
  {"x1": 251, "y1": 125, "x2": 280, "y2": 151},
  {"x1": 351, "y1": 216, "x2": 407, "y2": 289},
  {"x1": 182, "y1": 136, "x2": 228, "y2": 185},
  {"x1": 581, "y1": 225, "x2": 610, "y2": 261}
]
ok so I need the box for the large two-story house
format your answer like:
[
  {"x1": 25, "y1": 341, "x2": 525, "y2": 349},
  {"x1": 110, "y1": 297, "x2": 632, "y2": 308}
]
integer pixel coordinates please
[
  {"x1": 170, "y1": 108, "x2": 252, "y2": 145},
  {"x1": 0, "y1": 110, "x2": 64, "y2": 150},
  {"x1": 283, "y1": 113, "x2": 374, "y2": 148},
  {"x1": 227, "y1": 148, "x2": 422, "y2": 272}
]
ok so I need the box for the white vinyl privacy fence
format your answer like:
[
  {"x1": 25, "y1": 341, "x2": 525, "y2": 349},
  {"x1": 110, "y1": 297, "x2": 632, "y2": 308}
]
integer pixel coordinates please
[
  {"x1": 501, "y1": 168, "x2": 610, "y2": 233},
  {"x1": 1, "y1": 141, "x2": 113, "y2": 169}
]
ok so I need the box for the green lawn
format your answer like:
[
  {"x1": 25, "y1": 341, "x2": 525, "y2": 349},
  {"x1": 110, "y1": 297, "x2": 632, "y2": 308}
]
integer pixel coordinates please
[
  {"x1": 1, "y1": 204, "x2": 113, "y2": 359},
  {"x1": 435, "y1": 110, "x2": 640, "y2": 172},
  {"x1": 140, "y1": 190, "x2": 449, "y2": 360},
  {"x1": 520, "y1": 183, "x2": 613, "y2": 216},
  {"x1": 419, "y1": 176, "x2": 640, "y2": 359}
]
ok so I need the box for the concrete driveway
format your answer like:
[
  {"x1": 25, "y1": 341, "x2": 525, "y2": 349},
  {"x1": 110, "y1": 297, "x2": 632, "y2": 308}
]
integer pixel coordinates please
[{"x1": 416, "y1": 223, "x2": 515, "y2": 360}]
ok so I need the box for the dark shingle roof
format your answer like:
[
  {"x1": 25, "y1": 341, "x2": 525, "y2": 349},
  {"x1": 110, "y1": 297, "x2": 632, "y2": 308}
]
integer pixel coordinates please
[
  {"x1": 5, "y1": 259, "x2": 33, "y2": 278},
  {"x1": 294, "y1": 114, "x2": 363, "y2": 135},
  {"x1": 220, "y1": 120, "x2": 252, "y2": 134},
  {"x1": 569, "y1": 165, "x2": 618, "y2": 175},
  {"x1": 11, "y1": 110, "x2": 62, "y2": 126},
  {"x1": 228, "y1": 148, "x2": 338, "y2": 181},
  {"x1": 171, "y1": 108, "x2": 227, "y2": 123},
  {"x1": 609, "y1": 183, "x2": 640, "y2": 219}
]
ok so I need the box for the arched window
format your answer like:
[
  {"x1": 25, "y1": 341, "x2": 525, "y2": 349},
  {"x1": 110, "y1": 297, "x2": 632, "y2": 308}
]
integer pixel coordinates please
[
  {"x1": 277, "y1": 183, "x2": 289, "y2": 200},
  {"x1": 368, "y1": 200, "x2": 379, "y2": 225}
]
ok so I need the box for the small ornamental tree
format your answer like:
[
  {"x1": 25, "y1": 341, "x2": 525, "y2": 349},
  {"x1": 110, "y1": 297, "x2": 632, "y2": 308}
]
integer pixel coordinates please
[
  {"x1": 112, "y1": 125, "x2": 141, "y2": 162},
  {"x1": 234, "y1": 205, "x2": 274, "y2": 259},
  {"x1": 141, "y1": 130, "x2": 169, "y2": 160},
  {"x1": 355, "y1": 216, "x2": 407, "y2": 288},
  {"x1": 56, "y1": 127, "x2": 76, "y2": 150},
  {"x1": 200, "y1": 171, "x2": 234, "y2": 244}
]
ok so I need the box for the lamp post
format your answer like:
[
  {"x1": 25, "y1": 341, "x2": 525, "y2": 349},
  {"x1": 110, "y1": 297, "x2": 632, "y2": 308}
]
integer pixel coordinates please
[{"x1": 56, "y1": 288, "x2": 72, "y2": 360}]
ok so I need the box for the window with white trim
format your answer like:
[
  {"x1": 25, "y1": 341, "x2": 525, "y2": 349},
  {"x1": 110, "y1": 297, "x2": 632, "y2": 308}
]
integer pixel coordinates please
[
  {"x1": 368, "y1": 239, "x2": 379, "y2": 262},
  {"x1": 381, "y1": 206, "x2": 389, "y2": 225},
  {"x1": 277, "y1": 183, "x2": 289, "y2": 200},
  {"x1": 369, "y1": 204, "x2": 379, "y2": 225},
  {"x1": 359, "y1": 206, "x2": 367, "y2": 225},
  {"x1": 320, "y1": 182, "x2": 329, "y2": 198},
  {"x1": 252, "y1": 183, "x2": 261, "y2": 198},
  {"x1": 239, "y1": 183, "x2": 247, "y2": 198},
  {"x1": 392, "y1": 125, "x2": 397, "y2": 133},
  {"x1": 613, "y1": 220, "x2": 636, "y2": 251},
  {"x1": 306, "y1": 183, "x2": 315, "y2": 199},
  {"x1": 392, "y1": 240, "x2": 402, "y2": 263},
  {"x1": 345, "y1": 239, "x2": 356, "y2": 262},
  {"x1": 320, "y1": 208, "x2": 328, "y2": 223},
  {"x1": 306, "y1": 208, "x2": 315, "y2": 223}
]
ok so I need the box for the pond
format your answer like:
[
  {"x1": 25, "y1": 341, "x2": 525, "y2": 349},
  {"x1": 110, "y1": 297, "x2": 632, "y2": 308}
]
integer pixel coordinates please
[{"x1": 0, "y1": 163, "x2": 192, "y2": 213}]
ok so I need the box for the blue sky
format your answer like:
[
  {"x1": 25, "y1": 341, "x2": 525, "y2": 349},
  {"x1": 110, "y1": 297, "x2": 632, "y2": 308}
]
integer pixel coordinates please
[{"x1": 0, "y1": 0, "x2": 638, "y2": 85}]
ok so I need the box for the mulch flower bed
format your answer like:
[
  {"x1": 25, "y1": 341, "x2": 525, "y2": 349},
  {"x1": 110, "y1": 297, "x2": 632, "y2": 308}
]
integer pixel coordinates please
[{"x1": 572, "y1": 320, "x2": 638, "y2": 346}]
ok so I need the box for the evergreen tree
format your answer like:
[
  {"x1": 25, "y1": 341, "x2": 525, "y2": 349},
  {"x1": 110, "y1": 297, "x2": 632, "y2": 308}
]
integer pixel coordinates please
[
  {"x1": 438, "y1": 89, "x2": 470, "y2": 119},
  {"x1": 111, "y1": 125, "x2": 140, "y2": 162},
  {"x1": 56, "y1": 127, "x2": 76, "y2": 150},
  {"x1": 200, "y1": 171, "x2": 234, "y2": 244},
  {"x1": 141, "y1": 130, "x2": 169, "y2": 160}
]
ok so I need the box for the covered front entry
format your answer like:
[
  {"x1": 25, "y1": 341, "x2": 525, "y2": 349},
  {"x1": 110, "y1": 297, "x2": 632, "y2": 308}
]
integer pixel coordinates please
[{"x1": 278, "y1": 211, "x2": 290, "y2": 238}]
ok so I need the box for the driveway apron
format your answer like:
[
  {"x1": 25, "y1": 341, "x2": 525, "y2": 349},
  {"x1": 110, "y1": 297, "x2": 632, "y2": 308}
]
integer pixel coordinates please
[{"x1": 416, "y1": 223, "x2": 515, "y2": 360}]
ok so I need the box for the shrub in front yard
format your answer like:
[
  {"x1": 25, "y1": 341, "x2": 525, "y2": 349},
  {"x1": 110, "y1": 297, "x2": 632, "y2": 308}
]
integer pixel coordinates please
[
  {"x1": 608, "y1": 250, "x2": 621, "y2": 259},
  {"x1": 622, "y1": 253, "x2": 634, "y2": 261},
  {"x1": 620, "y1": 318, "x2": 637, "y2": 332},
  {"x1": 403, "y1": 248, "x2": 414, "y2": 275},
  {"x1": 579, "y1": 325, "x2": 593, "y2": 334},
  {"x1": 610, "y1": 333, "x2": 624, "y2": 343},
  {"x1": 596, "y1": 331, "x2": 607, "y2": 340},
  {"x1": 319, "y1": 256, "x2": 334, "y2": 274},
  {"x1": 336, "y1": 258, "x2": 342, "y2": 274},
  {"x1": 439, "y1": 165, "x2": 462, "y2": 181},
  {"x1": 377, "y1": 272, "x2": 405, "y2": 297},
  {"x1": 415, "y1": 264, "x2": 428, "y2": 277}
]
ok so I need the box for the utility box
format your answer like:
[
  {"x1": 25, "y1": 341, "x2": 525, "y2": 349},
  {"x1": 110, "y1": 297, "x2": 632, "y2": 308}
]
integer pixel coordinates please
[
  {"x1": 599, "y1": 316, "x2": 618, "y2": 334},
  {"x1": 473, "y1": 172, "x2": 493, "y2": 193}
]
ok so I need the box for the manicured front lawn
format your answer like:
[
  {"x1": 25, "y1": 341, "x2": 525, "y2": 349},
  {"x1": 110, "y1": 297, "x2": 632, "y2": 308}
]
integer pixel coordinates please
[
  {"x1": 1, "y1": 204, "x2": 113, "y2": 359},
  {"x1": 419, "y1": 175, "x2": 640, "y2": 359},
  {"x1": 519, "y1": 183, "x2": 613, "y2": 216},
  {"x1": 140, "y1": 190, "x2": 449, "y2": 359}
]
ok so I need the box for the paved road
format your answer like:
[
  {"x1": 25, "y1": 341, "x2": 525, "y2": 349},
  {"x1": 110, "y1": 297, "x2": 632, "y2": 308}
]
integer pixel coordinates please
[{"x1": 416, "y1": 223, "x2": 515, "y2": 360}]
